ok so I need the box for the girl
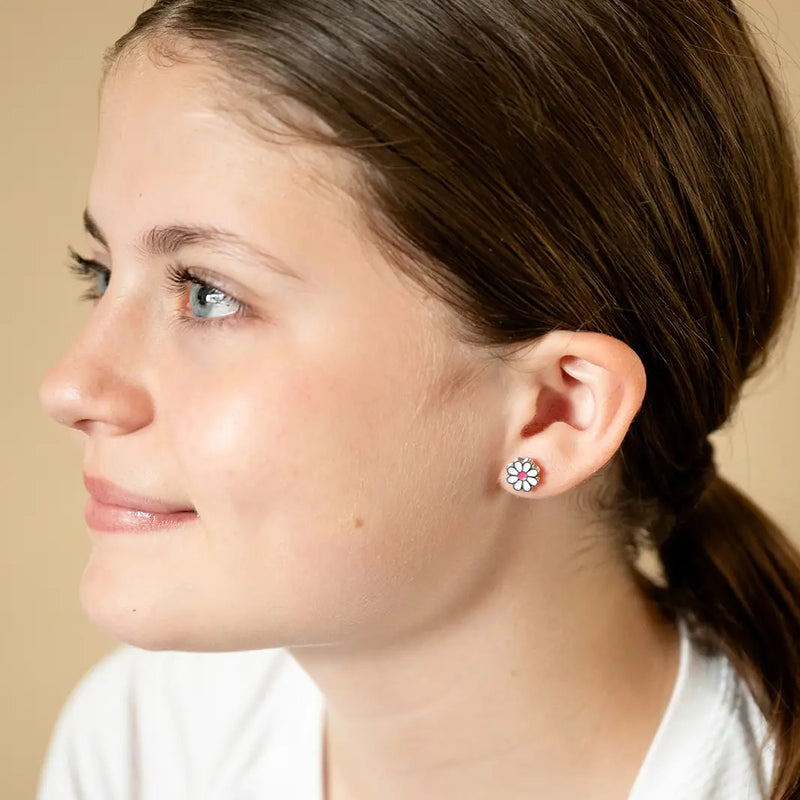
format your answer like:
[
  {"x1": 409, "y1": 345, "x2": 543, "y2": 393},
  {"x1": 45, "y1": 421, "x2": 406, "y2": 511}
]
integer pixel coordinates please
[{"x1": 37, "y1": 1, "x2": 800, "y2": 798}]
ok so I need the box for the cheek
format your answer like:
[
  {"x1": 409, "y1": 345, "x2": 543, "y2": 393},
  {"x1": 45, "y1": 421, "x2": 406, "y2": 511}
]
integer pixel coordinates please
[
  {"x1": 150, "y1": 335, "x2": 495, "y2": 645},
  {"x1": 163, "y1": 315, "x2": 437, "y2": 528},
  {"x1": 161, "y1": 353, "x2": 411, "y2": 565},
  {"x1": 165, "y1": 357, "x2": 378, "y2": 513},
  {"x1": 152, "y1": 371, "x2": 367, "y2": 637}
]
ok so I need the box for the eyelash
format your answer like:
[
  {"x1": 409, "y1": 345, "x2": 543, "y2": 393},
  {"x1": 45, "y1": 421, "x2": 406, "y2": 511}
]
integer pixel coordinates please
[{"x1": 65, "y1": 246, "x2": 251, "y2": 330}]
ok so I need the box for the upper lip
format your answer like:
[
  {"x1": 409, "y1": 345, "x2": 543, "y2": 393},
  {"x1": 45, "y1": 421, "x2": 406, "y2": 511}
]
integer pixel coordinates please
[{"x1": 83, "y1": 474, "x2": 195, "y2": 514}]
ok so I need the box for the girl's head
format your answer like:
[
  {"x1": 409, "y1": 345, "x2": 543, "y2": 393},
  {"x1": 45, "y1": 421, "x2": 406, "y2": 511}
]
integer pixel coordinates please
[{"x1": 39, "y1": 1, "x2": 800, "y2": 796}]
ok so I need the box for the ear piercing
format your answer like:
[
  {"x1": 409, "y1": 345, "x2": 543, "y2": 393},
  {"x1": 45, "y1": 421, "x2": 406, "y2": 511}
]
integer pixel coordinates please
[{"x1": 505, "y1": 458, "x2": 541, "y2": 492}]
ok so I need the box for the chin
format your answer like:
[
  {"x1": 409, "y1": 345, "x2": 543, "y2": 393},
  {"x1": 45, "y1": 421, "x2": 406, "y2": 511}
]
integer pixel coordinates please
[{"x1": 78, "y1": 570, "x2": 190, "y2": 651}]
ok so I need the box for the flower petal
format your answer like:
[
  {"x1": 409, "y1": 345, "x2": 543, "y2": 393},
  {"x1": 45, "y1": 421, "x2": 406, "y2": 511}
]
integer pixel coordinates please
[{"x1": 514, "y1": 480, "x2": 523, "y2": 490}]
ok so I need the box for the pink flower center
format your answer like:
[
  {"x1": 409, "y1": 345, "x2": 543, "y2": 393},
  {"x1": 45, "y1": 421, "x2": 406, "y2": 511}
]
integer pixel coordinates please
[{"x1": 519, "y1": 472, "x2": 527, "y2": 479}]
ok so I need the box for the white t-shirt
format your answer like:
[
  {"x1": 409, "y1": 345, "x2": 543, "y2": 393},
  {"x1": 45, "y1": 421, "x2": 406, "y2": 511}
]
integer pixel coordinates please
[{"x1": 37, "y1": 615, "x2": 775, "y2": 799}]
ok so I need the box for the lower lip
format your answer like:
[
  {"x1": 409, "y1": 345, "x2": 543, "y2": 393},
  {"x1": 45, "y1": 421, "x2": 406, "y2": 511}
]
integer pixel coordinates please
[{"x1": 85, "y1": 497, "x2": 198, "y2": 533}]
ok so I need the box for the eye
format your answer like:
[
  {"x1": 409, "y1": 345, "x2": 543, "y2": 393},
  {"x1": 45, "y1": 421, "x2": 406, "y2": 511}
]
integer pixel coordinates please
[
  {"x1": 163, "y1": 262, "x2": 251, "y2": 329},
  {"x1": 66, "y1": 246, "x2": 253, "y2": 329},
  {"x1": 66, "y1": 247, "x2": 109, "y2": 301}
]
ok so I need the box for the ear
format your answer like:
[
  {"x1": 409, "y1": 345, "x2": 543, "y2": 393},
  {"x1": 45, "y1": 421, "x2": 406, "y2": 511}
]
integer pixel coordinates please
[{"x1": 499, "y1": 330, "x2": 646, "y2": 498}]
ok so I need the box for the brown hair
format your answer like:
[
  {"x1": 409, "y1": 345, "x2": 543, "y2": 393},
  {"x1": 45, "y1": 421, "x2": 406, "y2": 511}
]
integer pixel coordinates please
[{"x1": 101, "y1": 2, "x2": 800, "y2": 797}]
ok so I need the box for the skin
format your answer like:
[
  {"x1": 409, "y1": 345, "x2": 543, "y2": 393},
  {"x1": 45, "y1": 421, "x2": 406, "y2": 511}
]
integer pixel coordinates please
[{"x1": 39, "y1": 48, "x2": 680, "y2": 800}]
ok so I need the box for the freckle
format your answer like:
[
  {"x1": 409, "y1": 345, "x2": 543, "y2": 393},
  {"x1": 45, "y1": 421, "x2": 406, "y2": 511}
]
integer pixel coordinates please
[
  {"x1": 510, "y1": 669, "x2": 518, "y2": 677},
  {"x1": 132, "y1": 609, "x2": 137, "y2": 612},
  {"x1": 354, "y1": 517, "x2": 364, "y2": 528}
]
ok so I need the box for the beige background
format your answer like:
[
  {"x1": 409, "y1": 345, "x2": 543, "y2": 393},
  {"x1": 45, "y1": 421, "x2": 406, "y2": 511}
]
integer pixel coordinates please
[{"x1": 3, "y1": 1, "x2": 800, "y2": 797}]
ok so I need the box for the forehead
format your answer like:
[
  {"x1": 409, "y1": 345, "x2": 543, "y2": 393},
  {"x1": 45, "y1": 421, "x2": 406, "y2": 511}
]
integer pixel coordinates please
[{"x1": 92, "y1": 50, "x2": 362, "y2": 238}]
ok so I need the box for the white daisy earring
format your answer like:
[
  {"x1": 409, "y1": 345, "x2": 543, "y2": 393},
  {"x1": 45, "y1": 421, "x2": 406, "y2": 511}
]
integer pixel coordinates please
[{"x1": 505, "y1": 457, "x2": 541, "y2": 492}]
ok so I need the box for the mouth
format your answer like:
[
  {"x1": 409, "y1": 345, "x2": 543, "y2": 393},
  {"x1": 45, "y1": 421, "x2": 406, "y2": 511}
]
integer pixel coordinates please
[{"x1": 82, "y1": 473, "x2": 198, "y2": 532}]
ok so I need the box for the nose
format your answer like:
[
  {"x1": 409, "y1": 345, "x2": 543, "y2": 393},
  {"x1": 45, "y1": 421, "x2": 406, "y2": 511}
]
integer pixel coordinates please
[{"x1": 38, "y1": 295, "x2": 154, "y2": 436}]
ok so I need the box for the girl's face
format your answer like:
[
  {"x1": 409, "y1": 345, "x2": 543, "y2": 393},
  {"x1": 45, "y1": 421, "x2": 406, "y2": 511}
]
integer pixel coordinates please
[{"x1": 39, "y1": 51, "x2": 513, "y2": 652}]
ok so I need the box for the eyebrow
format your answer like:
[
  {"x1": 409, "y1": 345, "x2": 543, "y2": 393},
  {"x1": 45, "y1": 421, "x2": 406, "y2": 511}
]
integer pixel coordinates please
[{"x1": 82, "y1": 208, "x2": 302, "y2": 281}]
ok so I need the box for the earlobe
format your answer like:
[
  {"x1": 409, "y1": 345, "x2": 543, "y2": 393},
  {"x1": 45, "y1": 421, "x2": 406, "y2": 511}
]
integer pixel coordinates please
[{"x1": 499, "y1": 331, "x2": 646, "y2": 499}]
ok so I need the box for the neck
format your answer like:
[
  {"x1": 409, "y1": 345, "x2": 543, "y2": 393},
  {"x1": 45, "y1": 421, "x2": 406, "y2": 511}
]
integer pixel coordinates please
[{"x1": 289, "y1": 524, "x2": 681, "y2": 800}]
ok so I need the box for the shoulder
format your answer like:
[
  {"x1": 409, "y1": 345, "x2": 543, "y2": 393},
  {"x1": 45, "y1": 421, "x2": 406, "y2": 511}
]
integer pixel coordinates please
[
  {"x1": 630, "y1": 620, "x2": 775, "y2": 800},
  {"x1": 45, "y1": 642, "x2": 295, "y2": 730},
  {"x1": 699, "y1": 648, "x2": 775, "y2": 797},
  {"x1": 37, "y1": 644, "x2": 315, "y2": 800}
]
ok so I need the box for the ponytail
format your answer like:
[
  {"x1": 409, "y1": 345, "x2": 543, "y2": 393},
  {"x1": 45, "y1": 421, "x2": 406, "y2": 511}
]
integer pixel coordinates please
[{"x1": 651, "y1": 474, "x2": 800, "y2": 800}]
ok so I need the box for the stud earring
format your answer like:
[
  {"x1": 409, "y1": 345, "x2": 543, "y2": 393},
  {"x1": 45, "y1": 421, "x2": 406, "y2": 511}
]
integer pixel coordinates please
[{"x1": 505, "y1": 457, "x2": 541, "y2": 492}]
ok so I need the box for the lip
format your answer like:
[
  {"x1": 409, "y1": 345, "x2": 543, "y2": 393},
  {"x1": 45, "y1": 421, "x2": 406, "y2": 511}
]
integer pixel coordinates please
[
  {"x1": 83, "y1": 474, "x2": 195, "y2": 514},
  {"x1": 82, "y1": 474, "x2": 197, "y2": 533},
  {"x1": 84, "y1": 496, "x2": 197, "y2": 533}
]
